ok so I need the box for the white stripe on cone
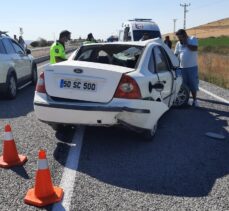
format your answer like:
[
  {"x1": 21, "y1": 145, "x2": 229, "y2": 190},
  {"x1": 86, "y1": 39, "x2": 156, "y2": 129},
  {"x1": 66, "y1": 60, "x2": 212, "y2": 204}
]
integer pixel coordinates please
[
  {"x1": 38, "y1": 159, "x2": 48, "y2": 170},
  {"x1": 4, "y1": 132, "x2": 13, "y2": 141}
]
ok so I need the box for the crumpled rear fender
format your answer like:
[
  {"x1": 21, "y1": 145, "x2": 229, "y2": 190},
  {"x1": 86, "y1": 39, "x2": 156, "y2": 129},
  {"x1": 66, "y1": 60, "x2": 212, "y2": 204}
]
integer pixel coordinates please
[{"x1": 116, "y1": 100, "x2": 169, "y2": 130}]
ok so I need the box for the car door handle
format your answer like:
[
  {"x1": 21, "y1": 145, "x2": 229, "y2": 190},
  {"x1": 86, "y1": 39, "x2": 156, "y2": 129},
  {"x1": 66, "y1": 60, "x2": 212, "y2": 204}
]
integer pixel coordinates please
[{"x1": 149, "y1": 82, "x2": 164, "y2": 93}]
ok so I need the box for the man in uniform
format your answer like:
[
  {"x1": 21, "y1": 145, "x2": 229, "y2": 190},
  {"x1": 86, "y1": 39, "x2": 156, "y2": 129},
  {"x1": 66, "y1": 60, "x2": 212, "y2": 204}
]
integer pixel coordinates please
[{"x1": 50, "y1": 30, "x2": 71, "y2": 64}]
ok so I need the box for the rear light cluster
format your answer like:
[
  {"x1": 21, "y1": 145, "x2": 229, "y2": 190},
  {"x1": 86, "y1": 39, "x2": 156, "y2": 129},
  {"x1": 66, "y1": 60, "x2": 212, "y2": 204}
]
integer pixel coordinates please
[
  {"x1": 114, "y1": 74, "x2": 141, "y2": 99},
  {"x1": 35, "y1": 72, "x2": 46, "y2": 93}
]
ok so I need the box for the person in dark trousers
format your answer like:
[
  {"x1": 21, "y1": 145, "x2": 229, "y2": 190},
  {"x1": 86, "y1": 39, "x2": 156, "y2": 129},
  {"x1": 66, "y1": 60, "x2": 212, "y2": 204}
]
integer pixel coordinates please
[
  {"x1": 174, "y1": 29, "x2": 199, "y2": 107},
  {"x1": 164, "y1": 35, "x2": 172, "y2": 49},
  {"x1": 50, "y1": 30, "x2": 71, "y2": 64}
]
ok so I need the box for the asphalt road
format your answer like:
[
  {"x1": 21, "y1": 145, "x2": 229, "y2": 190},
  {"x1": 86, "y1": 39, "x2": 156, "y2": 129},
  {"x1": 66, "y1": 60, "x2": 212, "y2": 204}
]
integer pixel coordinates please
[{"x1": 0, "y1": 61, "x2": 228, "y2": 211}]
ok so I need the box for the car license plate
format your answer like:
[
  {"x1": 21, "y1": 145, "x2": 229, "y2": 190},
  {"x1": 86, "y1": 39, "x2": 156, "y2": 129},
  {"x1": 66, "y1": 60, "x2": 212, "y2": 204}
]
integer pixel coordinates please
[{"x1": 60, "y1": 79, "x2": 97, "y2": 92}]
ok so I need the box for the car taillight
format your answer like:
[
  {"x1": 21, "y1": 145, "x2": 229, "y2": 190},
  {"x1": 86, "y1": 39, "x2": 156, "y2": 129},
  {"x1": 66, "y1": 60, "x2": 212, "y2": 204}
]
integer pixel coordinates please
[
  {"x1": 35, "y1": 72, "x2": 46, "y2": 93},
  {"x1": 114, "y1": 74, "x2": 141, "y2": 99}
]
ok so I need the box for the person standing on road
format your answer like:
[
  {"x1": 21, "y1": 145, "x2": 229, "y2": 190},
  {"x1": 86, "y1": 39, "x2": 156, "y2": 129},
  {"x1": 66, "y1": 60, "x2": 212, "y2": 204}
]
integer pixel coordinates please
[
  {"x1": 174, "y1": 29, "x2": 199, "y2": 107},
  {"x1": 50, "y1": 30, "x2": 71, "y2": 64},
  {"x1": 18, "y1": 36, "x2": 27, "y2": 50},
  {"x1": 14, "y1": 35, "x2": 19, "y2": 42},
  {"x1": 164, "y1": 35, "x2": 172, "y2": 49},
  {"x1": 83, "y1": 33, "x2": 97, "y2": 44}
]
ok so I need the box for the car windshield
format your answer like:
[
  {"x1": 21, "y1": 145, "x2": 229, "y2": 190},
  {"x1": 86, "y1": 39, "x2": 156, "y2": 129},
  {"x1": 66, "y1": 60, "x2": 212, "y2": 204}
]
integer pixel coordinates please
[
  {"x1": 133, "y1": 30, "x2": 161, "y2": 41},
  {"x1": 75, "y1": 44, "x2": 144, "y2": 69}
]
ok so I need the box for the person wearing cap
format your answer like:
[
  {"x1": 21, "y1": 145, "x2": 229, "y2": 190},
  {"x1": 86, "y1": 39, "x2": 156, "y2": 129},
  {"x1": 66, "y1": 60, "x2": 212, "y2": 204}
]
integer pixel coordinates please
[
  {"x1": 83, "y1": 33, "x2": 96, "y2": 45},
  {"x1": 50, "y1": 30, "x2": 71, "y2": 64},
  {"x1": 174, "y1": 29, "x2": 199, "y2": 107}
]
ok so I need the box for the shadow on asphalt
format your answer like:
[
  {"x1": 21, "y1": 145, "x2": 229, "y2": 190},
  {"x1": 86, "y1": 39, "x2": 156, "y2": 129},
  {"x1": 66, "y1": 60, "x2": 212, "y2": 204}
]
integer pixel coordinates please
[
  {"x1": 0, "y1": 85, "x2": 35, "y2": 119},
  {"x1": 78, "y1": 105, "x2": 229, "y2": 197},
  {"x1": 197, "y1": 97, "x2": 229, "y2": 107},
  {"x1": 11, "y1": 166, "x2": 30, "y2": 179},
  {"x1": 53, "y1": 126, "x2": 75, "y2": 167}
]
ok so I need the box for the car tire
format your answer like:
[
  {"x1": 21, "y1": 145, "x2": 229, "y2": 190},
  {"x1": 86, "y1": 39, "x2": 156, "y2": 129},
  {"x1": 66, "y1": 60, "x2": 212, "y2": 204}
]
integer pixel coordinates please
[
  {"x1": 143, "y1": 122, "x2": 158, "y2": 141},
  {"x1": 173, "y1": 83, "x2": 190, "y2": 107},
  {"x1": 31, "y1": 64, "x2": 38, "y2": 85},
  {"x1": 6, "y1": 74, "x2": 17, "y2": 99},
  {"x1": 50, "y1": 123, "x2": 64, "y2": 131}
]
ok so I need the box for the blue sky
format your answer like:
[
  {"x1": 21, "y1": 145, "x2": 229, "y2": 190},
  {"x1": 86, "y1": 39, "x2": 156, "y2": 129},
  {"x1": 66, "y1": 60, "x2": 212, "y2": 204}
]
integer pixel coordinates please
[{"x1": 1, "y1": 0, "x2": 228, "y2": 40}]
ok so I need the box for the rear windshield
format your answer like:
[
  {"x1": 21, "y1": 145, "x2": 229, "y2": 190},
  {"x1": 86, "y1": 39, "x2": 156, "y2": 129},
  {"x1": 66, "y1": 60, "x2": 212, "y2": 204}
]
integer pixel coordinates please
[
  {"x1": 74, "y1": 44, "x2": 144, "y2": 69},
  {"x1": 133, "y1": 30, "x2": 161, "y2": 41}
]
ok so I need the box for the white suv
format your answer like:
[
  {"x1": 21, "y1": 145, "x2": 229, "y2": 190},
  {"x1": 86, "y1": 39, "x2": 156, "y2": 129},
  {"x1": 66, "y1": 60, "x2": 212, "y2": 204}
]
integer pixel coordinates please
[{"x1": 0, "y1": 32, "x2": 37, "y2": 99}]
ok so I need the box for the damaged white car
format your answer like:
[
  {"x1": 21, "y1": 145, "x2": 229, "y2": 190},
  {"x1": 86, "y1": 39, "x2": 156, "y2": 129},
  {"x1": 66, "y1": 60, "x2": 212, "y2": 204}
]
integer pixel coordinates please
[{"x1": 34, "y1": 38, "x2": 189, "y2": 139}]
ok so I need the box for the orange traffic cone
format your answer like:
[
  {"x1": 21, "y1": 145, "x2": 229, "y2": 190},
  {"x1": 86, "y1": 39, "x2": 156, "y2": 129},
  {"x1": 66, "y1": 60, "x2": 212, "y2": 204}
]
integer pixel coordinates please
[
  {"x1": 0, "y1": 124, "x2": 27, "y2": 168},
  {"x1": 24, "y1": 150, "x2": 63, "y2": 207}
]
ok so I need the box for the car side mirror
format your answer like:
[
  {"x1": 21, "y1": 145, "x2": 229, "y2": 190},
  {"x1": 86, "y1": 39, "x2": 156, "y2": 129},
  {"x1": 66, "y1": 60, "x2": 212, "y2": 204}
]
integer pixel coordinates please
[{"x1": 26, "y1": 49, "x2": 31, "y2": 55}]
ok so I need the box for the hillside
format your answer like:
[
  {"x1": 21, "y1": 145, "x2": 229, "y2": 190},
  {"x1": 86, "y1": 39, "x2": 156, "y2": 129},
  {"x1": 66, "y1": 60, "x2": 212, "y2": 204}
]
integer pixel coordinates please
[{"x1": 164, "y1": 17, "x2": 229, "y2": 39}]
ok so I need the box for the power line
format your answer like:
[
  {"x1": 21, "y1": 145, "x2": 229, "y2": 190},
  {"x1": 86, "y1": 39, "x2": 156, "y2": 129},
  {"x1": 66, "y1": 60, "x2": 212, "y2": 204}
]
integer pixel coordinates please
[{"x1": 180, "y1": 3, "x2": 191, "y2": 29}]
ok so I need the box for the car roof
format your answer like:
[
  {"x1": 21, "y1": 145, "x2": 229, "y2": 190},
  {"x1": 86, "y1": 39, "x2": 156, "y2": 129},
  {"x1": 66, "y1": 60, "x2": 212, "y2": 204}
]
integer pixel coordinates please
[
  {"x1": 0, "y1": 31, "x2": 10, "y2": 39},
  {"x1": 83, "y1": 38, "x2": 163, "y2": 47}
]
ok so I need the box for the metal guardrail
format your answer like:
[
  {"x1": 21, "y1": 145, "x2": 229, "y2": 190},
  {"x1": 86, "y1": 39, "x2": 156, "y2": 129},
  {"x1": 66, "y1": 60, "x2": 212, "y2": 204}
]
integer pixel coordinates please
[{"x1": 34, "y1": 47, "x2": 77, "y2": 64}]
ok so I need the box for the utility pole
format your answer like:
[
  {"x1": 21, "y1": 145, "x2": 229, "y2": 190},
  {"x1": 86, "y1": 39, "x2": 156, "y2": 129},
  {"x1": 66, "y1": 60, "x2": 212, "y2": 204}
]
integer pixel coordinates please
[{"x1": 180, "y1": 3, "x2": 191, "y2": 29}]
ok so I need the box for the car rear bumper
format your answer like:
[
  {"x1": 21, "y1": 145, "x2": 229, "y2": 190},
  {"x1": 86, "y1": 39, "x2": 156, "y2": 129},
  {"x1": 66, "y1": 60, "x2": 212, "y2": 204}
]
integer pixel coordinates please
[{"x1": 34, "y1": 92, "x2": 168, "y2": 130}]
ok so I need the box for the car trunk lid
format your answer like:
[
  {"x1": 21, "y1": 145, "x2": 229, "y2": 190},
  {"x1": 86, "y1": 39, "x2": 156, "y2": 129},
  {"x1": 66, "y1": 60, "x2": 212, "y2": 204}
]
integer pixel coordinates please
[{"x1": 44, "y1": 61, "x2": 135, "y2": 103}]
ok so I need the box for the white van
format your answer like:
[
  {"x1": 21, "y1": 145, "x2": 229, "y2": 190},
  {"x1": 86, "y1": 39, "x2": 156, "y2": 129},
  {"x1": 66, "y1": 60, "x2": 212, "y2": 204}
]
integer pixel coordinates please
[{"x1": 119, "y1": 19, "x2": 161, "y2": 42}]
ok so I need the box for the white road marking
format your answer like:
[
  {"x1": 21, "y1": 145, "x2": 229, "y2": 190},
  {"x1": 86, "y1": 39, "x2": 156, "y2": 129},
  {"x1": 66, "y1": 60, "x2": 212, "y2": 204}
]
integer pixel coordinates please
[
  {"x1": 200, "y1": 87, "x2": 229, "y2": 105},
  {"x1": 52, "y1": 126, "x2": 85, "y2": 211},
  {"x1": 18, "y1": 81, "x2": 32, "y2": 90}
]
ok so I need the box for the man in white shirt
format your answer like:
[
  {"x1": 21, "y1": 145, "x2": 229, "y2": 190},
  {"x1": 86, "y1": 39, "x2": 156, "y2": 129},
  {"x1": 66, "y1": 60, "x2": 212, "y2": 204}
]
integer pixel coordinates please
[{"x1": 174, "y1": 29, "x2": 199, "y2": 107}]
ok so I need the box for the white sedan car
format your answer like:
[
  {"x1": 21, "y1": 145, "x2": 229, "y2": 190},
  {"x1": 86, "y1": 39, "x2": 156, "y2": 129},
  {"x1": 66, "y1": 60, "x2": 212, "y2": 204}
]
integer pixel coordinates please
[{"x1": 34, "y1": 38, "x2": 189, "y2": 139}]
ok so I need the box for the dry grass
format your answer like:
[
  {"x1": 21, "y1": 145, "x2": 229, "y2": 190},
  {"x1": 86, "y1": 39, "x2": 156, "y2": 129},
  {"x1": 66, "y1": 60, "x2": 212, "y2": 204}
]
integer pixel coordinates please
[
  {"x1": 164, "y1": 18, "x2": 229, "y2": 39},
  {"x1": 198, "y1": 53, "x2": 229, "y2": 89}
]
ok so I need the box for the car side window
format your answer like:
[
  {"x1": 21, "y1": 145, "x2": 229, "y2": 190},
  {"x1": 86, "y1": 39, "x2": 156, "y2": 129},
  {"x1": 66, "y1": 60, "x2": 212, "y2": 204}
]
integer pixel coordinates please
[
  {"x1": 12, "y1": 41, "x2": 25, "y2": 55},
  {"x1": 0, "y1": 40, "x2": 6, "y2": 54},
  {"x1": 2, "y1": 38, "x2": 16, "y2": 54},
  {"x1": 148, "y1": 51, "x2": 155, "y2": 73},
  {"x1": 153, "y1": 46, "x2": 169, "y2": 72},
  {"x1": 161, "y1": 48, "x2": 173, "y2": 70}
]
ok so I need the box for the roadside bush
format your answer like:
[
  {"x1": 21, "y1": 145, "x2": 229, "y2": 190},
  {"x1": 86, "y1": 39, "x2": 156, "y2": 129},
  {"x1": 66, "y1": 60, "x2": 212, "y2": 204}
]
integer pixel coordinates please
[
  {"x1": 39, "y1": 38, "x2": 48, "y2": 47},
  {"x1": 30, "y1": 41, "x2": 39, "y2": 47}
]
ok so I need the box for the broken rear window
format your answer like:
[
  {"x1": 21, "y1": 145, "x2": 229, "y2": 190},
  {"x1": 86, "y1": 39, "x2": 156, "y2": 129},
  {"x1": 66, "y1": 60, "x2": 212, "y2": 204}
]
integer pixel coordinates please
[{"x1": 75, "y1": 44, "x2": 144, "y2": 69}]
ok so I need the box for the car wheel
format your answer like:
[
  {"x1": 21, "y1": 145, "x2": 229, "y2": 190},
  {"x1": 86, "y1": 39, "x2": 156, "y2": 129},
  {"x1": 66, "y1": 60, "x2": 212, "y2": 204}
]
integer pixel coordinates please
[
  {"x1": 6, "y1": 74, "x2": 17, "y2": 99},
  {"x1": 173, "y1": 84, "x2": 190, "y2": 107},
  {"x1": 50, "y1": 123, "x2": 64, "y2": 131},
  {"x1": 31, "y1": 65, "x2": 38, "y2": 85},
  {"x1": 143, "y1": 122, "x2": 158, "y2": 141}
]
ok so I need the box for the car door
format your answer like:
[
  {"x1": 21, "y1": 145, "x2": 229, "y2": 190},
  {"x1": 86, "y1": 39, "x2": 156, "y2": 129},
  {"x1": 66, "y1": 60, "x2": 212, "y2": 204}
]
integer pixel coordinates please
[
  {"x1": 11, "y1": 40, "x2": 31, "y2": 81},
  {"x1": 149, "y1": 46, "x2": 174, "y2": 106},
  {"x1": 2, "y1": 38, "x2": 24, "y2": 81}
]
